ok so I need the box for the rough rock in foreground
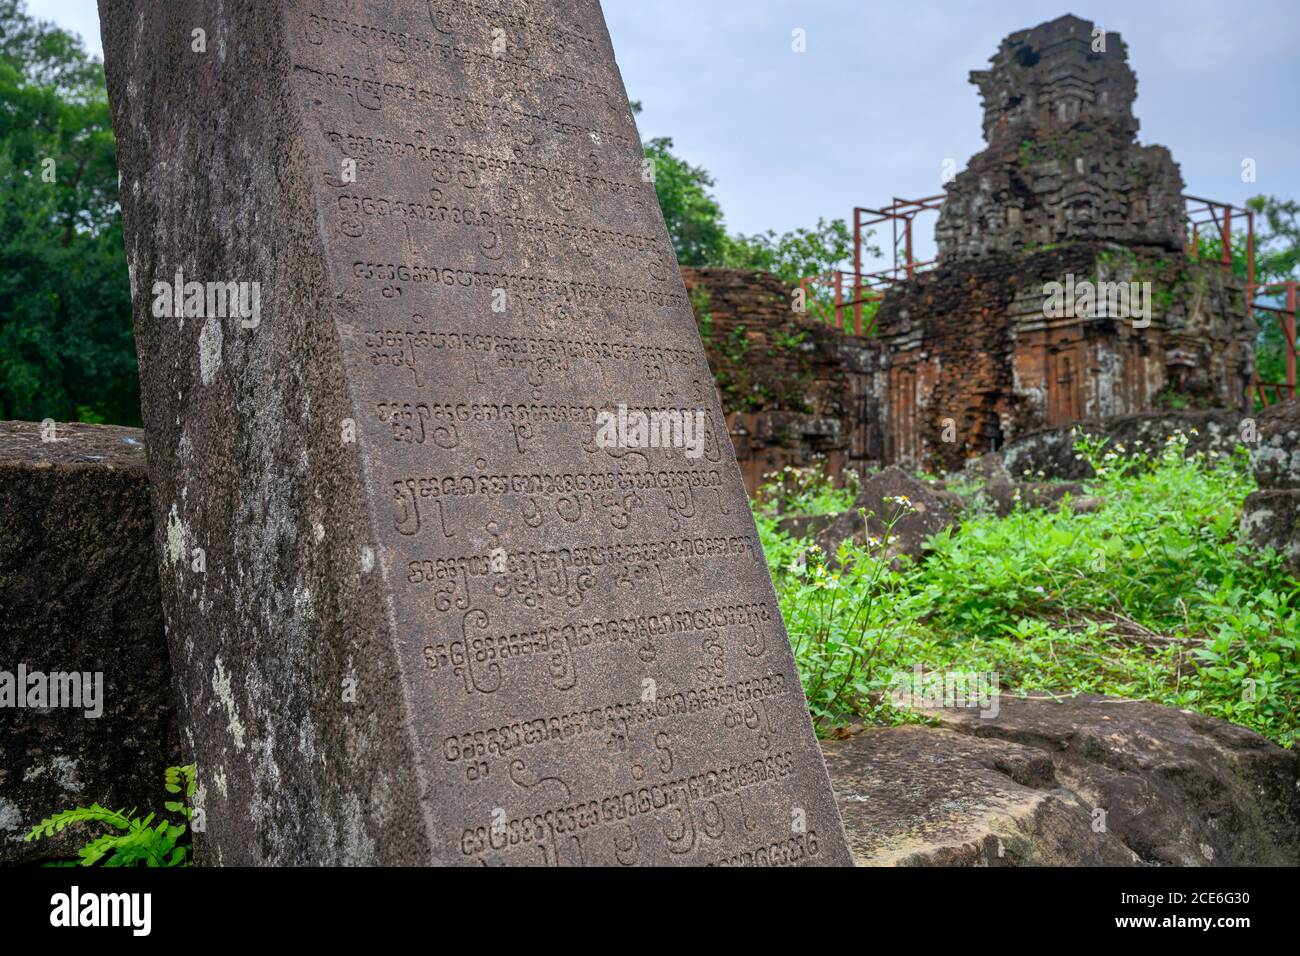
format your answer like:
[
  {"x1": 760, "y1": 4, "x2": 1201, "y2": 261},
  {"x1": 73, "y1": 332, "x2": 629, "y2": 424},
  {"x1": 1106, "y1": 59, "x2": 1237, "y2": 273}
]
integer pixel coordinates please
[
  {"x1": 824, "y1": 695, "x2": 1299, "y2": 866},
  {"x1": 1241, "y1": 398, "x2": 1300, "y2": 575},
  {"x1": 0, "y1": 421, "x2": 180, "y2": 864}
]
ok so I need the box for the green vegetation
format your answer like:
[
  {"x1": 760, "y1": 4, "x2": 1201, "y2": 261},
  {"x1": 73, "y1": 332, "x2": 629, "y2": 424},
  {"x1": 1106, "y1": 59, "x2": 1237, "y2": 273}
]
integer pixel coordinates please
[
  {"x1": 25, "y1": 764, "x2": 197, "y2": 866},
  {"x1": 641, "y1": 134, "x2": 730, "y2": 268},
  {"x1": 757, "y1": 434, "x2": 1299, "y2": 747},
  {"x1": 688, "y1": 285, "x2": 713, "y2": 344},
  {"x1": 726, "y1": 217, "x2": 871, "y2": 288},
  {"x1": 641, "y1": 128, "x2": 864, "y2": 285},
  {"x1": 632, "y1": 101, "x2": 869, "y2": 298},
  {"x1": 1196, "y1": 195, "x2": 1300, "y2": 389},
  {"x1": 729, "y1": 217, "x2": 885, "y2": 334},
  {"x1": 0, "y1": 0, "x2": 137, "y2": 426},
  {"x1": 1017, "y1": 131, "x2": 1103, "y2": 167},
  {"x1": 755, "y1": 462, "x2": 859, "y2": 518}
]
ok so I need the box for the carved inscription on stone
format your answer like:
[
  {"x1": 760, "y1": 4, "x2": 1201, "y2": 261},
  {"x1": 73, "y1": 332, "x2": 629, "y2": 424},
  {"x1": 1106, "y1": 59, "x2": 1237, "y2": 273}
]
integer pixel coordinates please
[
  {"x1": 96, "y1": 0, "x2": 849, "y2": 865},
  {"x1": 284, "y1": 0, "x2": 849, "y2": 866}
]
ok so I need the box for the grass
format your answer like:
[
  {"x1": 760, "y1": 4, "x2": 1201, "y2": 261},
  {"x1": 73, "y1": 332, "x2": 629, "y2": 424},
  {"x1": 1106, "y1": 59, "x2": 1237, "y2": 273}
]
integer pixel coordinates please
[{"x1": 757, "y1": 432, "x2": 1300, "y2": 747}]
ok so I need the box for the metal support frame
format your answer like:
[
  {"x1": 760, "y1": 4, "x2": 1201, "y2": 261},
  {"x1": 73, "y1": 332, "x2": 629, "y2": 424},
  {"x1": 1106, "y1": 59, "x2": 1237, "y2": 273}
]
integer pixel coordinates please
[
  {"x1": 797, "y1": 194, "x2": 944, "y2": 334},
  {"x1": 1185, "y1": 195, "x2": 1255, "y2": 289},
  {"x1": 799, "y1": 193, "x2": 1299, "y2": 409},
  {"x1": 1184, "y1": 196, "x2": 1297, "y2": 407},
  {"x1": 1252, "y1": 280, "x2": 1298, "y2": 406}
]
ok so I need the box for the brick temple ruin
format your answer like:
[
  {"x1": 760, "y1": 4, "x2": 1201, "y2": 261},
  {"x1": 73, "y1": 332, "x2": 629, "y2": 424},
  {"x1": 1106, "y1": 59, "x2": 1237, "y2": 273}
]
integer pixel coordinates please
[
  {"x1": 682, "y1": 267, "x2": 875, "y2": 491},
  {"x1": 695, "y1": 14, "x2": 1261, "y2": 488}
]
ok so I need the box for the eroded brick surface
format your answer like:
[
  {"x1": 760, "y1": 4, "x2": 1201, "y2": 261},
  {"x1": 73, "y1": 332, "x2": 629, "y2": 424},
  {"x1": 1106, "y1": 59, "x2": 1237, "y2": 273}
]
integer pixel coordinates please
[
  {"x1": 683, "y1": 267, "x2": 877, "y2": 491},
  {"x1": 690, "y1": 16, "x2": 1255, "y2": 479}
]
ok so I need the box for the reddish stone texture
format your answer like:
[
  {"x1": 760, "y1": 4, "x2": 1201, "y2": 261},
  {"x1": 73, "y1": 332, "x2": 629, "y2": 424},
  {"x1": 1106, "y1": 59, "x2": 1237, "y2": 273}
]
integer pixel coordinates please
[
  {"x1": 872, "y1": 14, "x2": 1252, "y2": 472},
  {"x1": 688, "y1": 17, "x2": 1254, "y2": 481},
  {"x1": 682, "y1": 267, "x2": 877, "y2": 492},
  {"x1": 873, "y1": 245, "x2": 1251, "y2": 471},
  {"x1": 686, "y1": 260, "x2": 1249, "y2": 482}
]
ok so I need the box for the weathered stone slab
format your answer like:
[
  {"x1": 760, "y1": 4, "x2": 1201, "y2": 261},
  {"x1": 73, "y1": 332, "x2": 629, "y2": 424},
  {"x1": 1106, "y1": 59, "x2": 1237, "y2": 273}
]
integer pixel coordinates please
[
  {"x1": 1002, "y1": 408, "x2": 1249, "y2": 480},
  {"x1": 825, "y1": 695, "x2": 1300, "y2": 866},
  {"x1": 0, "y1": 420, "x2": 179, "y2": 864},
  {"x1": 100, "y1": 0, "x2": 849, "y2": 865},
  {"x1": 928, "y1": 695, "x2": 1300, "y2": 866},
  {"x1": 1250, "y1": 397, "x2": 1300, "y2": 489},
  {"x1": 823, "y1": 724, "x2": 1140, "y2": 866}
]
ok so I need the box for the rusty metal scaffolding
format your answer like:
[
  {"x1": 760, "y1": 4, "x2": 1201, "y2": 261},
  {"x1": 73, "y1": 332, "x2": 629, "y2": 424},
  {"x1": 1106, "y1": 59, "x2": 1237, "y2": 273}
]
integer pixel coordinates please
[
  {"x1": 1252, "y1": 281, "x2": 1298, "y2": 406},
  {"x1": 799, "y1": 192, "x2": 1297, "y2": 408},
  {"x1": 1185, "y1": 195, "x2": 1254, "y2": 286},
  {"x1": 1184, "y1": 196, "x2": 1297, "y2": 407},
  {"x1": 797, "y1": 194, "x2": 943, "y2": 335}
]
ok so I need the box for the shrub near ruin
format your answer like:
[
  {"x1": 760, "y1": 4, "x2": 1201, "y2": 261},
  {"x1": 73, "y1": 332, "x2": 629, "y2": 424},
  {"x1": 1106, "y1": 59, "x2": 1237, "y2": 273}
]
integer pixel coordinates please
[{"x1": 760, "y1": 434, "x2": 1299, "y2": 746}]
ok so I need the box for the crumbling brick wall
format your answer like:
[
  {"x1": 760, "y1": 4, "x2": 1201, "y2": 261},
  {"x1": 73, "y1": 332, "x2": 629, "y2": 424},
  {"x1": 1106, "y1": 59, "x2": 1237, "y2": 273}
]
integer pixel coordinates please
[
  {"x1": 683, "y1": 17, "x2": 1254, "y2": 481},
  {"x1": 873, "y1": 244, "x2": 1251, "y2": 472},
  {"x1": 872, "y1": 14, "x2": 1252, "y2": 472},
  {"x1": 681, "y1": 267, "x2": 877, "y2": 491}
]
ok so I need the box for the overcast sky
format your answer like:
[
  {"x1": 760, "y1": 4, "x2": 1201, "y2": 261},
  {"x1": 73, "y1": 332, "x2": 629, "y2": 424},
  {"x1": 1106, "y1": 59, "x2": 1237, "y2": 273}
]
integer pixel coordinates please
[{"x1": 34, "y1": 0, "x2": 1300, "y2": 266}]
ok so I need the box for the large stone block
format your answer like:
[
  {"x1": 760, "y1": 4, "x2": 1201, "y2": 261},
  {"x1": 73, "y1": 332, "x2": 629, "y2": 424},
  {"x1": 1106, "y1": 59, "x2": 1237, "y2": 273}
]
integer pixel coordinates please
[
  {"x1": 1250, "y1": 397, "x2": 1300, "y2": 489},
  {"x1": 100, "y1": 0, "x2": 849, "y2": 865},
  {"x1": 1240, "y1": 489, "x2": 1300, "y2": 574},
  {"x1": 0, "y1": 421, "x2": 179, "y2": 864},
  {"x1": 1002, "y1": 408, "x2": 1249, "y2": 480},
  {"x1": 825, "y1": 696, "x2": 1300, "y2": 866}
]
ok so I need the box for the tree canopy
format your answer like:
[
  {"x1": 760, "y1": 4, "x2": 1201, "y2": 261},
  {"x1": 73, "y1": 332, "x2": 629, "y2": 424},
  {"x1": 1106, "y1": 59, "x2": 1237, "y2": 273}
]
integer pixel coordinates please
[
  {"x1": 0, "y1": 0, "x2": 137, "y2": 425},
  {"x1": 1, "y1": 0, "x2": 1295, "y2": 425}
]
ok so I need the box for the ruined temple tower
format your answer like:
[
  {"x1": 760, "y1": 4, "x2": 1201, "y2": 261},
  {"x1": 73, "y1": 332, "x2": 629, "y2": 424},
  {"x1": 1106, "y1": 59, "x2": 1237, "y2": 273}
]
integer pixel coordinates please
[{"x1": 872, "y1": 14, "x2": 1254, "y2": 470}]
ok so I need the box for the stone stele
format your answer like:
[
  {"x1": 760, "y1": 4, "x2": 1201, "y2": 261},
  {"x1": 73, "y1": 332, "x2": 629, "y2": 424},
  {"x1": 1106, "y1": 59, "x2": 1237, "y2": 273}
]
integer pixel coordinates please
[{"x1": 99, "y1": 0, "x2": 851, "y2": 866}]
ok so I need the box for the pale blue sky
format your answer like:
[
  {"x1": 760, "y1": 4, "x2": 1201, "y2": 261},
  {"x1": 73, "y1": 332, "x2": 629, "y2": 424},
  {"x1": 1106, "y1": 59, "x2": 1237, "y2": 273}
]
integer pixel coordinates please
[{"x1": 32, "y1": 0, "x2": 1300, "y2": 267}]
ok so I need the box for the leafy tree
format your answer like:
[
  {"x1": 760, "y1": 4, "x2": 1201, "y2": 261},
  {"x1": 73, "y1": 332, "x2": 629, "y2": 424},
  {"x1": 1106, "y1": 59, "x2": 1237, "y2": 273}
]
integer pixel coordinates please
[
  {"x1": 1249, "y1": 195, "x2": 1300, "y2": 283},
  {"x1": 0, "y1": 0, "x2": 137, "y2": 425},
  {"x1": 633, "y1": 99, "x2": 866, "y2": 281},
  {"x1": 632, "y1": 100, "x2": 727, "y2": 267},
  {"x1": 642, "y1": 135, "x2": 729, "y2": 267},
  {"x1": 724, "y1": 220, "x2": 882, "y2": 329},
  {"x1": 1196, "y1": 195, "x2": 1300, "y2": 390},
  {"x1": 724, "y1": 218, "x2": 869, "y2": 286}
]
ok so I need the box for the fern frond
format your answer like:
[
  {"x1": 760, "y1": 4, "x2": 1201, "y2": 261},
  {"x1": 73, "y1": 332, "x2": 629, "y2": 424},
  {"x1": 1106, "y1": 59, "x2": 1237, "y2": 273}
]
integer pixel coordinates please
[
  {"x1": 25, "y1": 805, "x2": 131, "y2": 842},
  {"x1": 164, "y1": 764, "x2": 197, "y2": 798},
  {"x1": 29, "y1": 764, "x2": 197, "y2": 866},
  {"x1": 77, "y1": 833, "x2": 123, "y2": 866},
  {"x1": 102, "y1": 825, "x2": 164, "y2": 867}
]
